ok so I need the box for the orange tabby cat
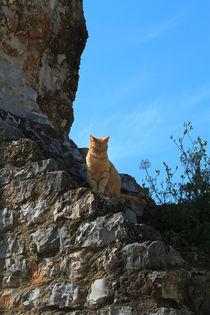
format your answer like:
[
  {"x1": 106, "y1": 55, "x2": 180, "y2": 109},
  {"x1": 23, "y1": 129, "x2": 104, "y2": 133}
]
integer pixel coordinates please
[{"x1": 86, "y1": 135, "x2": 146, "y2": 206}]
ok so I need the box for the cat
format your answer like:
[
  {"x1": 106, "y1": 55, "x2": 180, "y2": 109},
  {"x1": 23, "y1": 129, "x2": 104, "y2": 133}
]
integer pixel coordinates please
[{"x1": 86, "y1": 135, "x2": 146, "y2": 206}]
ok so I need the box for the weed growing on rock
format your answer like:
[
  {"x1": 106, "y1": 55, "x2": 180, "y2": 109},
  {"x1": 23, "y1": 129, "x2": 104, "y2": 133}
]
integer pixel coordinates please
[
  {"x1": 140, "y1": 122, "x2": 210, "y2": 252},
  {"x1": 29, "y1": 242, "x2": 39, "y2": 259}
]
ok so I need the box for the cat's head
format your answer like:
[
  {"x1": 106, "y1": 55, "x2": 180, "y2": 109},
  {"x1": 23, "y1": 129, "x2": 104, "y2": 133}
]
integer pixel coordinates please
[{"x1": 89, "y1": 135, "x2": 110, "y2": 153}]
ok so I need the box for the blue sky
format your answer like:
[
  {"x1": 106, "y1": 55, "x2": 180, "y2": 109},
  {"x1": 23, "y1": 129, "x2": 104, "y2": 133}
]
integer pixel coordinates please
[{"x1": 70, "y1": 0, "x2": 210, "y2": 188}]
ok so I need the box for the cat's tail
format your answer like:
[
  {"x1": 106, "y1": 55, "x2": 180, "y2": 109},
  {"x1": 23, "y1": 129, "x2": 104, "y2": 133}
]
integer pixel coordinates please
[{"x1": 120, "y1": 193, "x2": 146, "y2": 207}]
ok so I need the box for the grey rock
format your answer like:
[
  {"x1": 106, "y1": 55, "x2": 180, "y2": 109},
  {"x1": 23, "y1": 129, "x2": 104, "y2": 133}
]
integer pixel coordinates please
[
  {"x1": 59, "y1": 225, "x2": 71, "y2": 253},
  {"x1": 120, "y1": 174, "x2": 140, "y2": 194},
  {"x1": 45, "y1": 282, "x2": 79, "y2": 308},
  {"x1": 0, "y1": 168, "x2": 12, "y2": 186},
  {"x1": 0, "y1": 123, "x2": 24, "y2": 141},
  {"x1": 5, "y1": 258, "x2": 26, "y2": 274},
  {"x1": 97, "y1": 305, "x2": 138, "y2": 315},
  {"x1": 31, "y1": 225, "x2": 70, "y2": 254},
  {"x1": 78, "y1": 147, "x2": 88, "y2": 159},
  {"x1": 87, "y1": 279, "x2": 109, "y2": 305},
  {"x1": 3, "y1": 259, "x2": 27, "y2": 288},
  {"x1": 60, "y1": 251, "x2": 84, "y2": 282},
  {"x1": 123, "y1": 242, "x2": 149, "y2": 271},
  {"x1": 21, "y1": 200, "x2": 48, "y2": 225},
  {"x1": 43, "y1": 170, "x2": 73, "y2": 195},
  {"x1": 0, "y1": 260, "x2": 5, "y2": 276},
  {"x1": 143, "y1": 307, "x2": 189, "y2": 315},
  {"x1": 0, "y1": 237, "x2": 23, "y2": 259},
  {"x1": 0, "y1": 53, "x2": 52, "y2": 125},
  {"x1": 31, "y1": 226, "x2": 60, "y2": 254},
  {"x1": 23, "y1": 288, "x2": 40, "y2": 310},
  {"x1": 138, "y1": 224, "x2": 162, "y2": 241},
  {"x1": 123, "y1": 208, "x2": 137, "y2": 224},
  {"x1": 122, "y1": 241, "x2": 185, "y2": 272},
  {"x1": 0, "y1": 208, "x2": 14, "y2": 231},
  {"x1": 54, "y1": 189, "x2": 96, "y2": 221},
  {"x1": 99, "y1": 247, "x2": 120, "y2": 273},
  {"x1": 148, "y1": 270, "x2": 190, "y2": 304},
  {"x1": 14, "y1": 159, "x2": 58, "y2": 180},
  {"x1": 75, "y1": 212, "x2": 130, "y2": 247},
  {"x1": 69, "y1": 148, "x2": 84, "y2": 163}
]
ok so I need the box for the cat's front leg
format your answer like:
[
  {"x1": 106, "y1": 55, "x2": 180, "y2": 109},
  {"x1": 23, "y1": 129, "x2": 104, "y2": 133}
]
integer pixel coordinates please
[
  {"x1": 90, "y1": 178, "x2": 98, "y2": 192},
  {"x1": 98, "y1": 176, "x2": 109, "y2": 194}
]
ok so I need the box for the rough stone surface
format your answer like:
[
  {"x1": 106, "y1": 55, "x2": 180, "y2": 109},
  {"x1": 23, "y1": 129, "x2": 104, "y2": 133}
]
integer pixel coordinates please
[
  {"x1": 21, "y1": 200, "x2": 48, "y2": 225},
  {"x1": 45, "y1": 282, "x2": 79, "y2": 308},
  {"x1": 23, "y1": 288, "x2": 40, "y2": 310},
  {"x1": 0, "y1": 208, "x2": 14, "y2": 231},
  {"x1": 75, "y1": 212, "x2": 136, "y2": 247},
  {"x1": 4, "y1": 258, "x2": 26, "y2": 288},
  {"x1": 123, "y1": 241, "x2": 185, "y2": 271},
  {"x1": 87, "y1": 279, "x2": 109, "y2": 306},
  {"x1": 0, "y1": 110, "x2": 208, "y2": 315},
  {"x1": 0, "y1": 0, "x2": 88, "y2": 135},
  {"x1": 0, "y1": 237, "x2": 23, "y2": 259},
  {"x1": 31, "y1": 225, "x2": 70, "y2": 254},
  {"x1": 2, "y1": 138, "x2": 43, "y2": 167},
  {"x1": 143, "y1": 307, "x2": 189, "y2": 315}
]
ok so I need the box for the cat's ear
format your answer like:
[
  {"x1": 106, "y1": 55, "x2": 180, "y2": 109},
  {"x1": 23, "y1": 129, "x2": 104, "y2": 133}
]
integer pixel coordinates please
[
  {"x1": 90, "y1": 135, "x2": 95, "y2": 141},
  {"x1": 103, "y1": 136, "x2": 110, "y2": 142}
]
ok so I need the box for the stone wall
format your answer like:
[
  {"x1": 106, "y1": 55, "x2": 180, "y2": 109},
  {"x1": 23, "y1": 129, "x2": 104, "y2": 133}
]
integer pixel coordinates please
[
  {"x1": 0, "y1": 0, "x2": 88, "y2": 135},
  {"x1": 0, "y1": 109, "x2": 210, "y2": 314}
]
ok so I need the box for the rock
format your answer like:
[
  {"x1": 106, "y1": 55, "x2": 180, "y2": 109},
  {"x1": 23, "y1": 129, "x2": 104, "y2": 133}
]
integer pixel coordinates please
[
  {"x1": 0, "y1": 238, "x2": 23, "y2": 259},
  {"x1": 21, "y1": 200, "x2": 48, "y2": 225},
  {"x1": 188, "y1": 286, "x2": 203, "y2": 312},
  {"x1": 123, "y1": 241, "x2": 185, "y2": 272},
  {"x1": 0, "y1": 290, "x2": 20, "y2": 309},
  {"x1": 23, "y1": 288, "x2": 40, "y2": 310},
  {"x1": 31, "y1": 225, "x2": 70, "y2": 255},
  {"x1": 4, "y1": 259, "x2": 26, "y2": 288},
  {"x1": 3, "y1": 178, "x2": 37, "y2": 207},
  {"x1": 30, "y1": 258, "x2": 53, "y2": 285},
  {"x1": 2, "y1": 138, "x2": 43, "y2": 167},
  {"x1": 75, "y1": 212, "x2": 136, "y2": 247},
  {"x1": 60, "y1": 251, "x2": 84, "y2": 282},
  {"x1": 0, "y1": 119, "x2": 24, "y2": 142},
  {"x1": 53, "y1": 188, "x2": 96, "y2": 221},
  {"x1": 99, "y1": 247, "x2": 121, "y2": 273},
  {"x1": 0, "y1": 0, "x2": 88, "y2": 135},
  {"x1": 68, "y1": 147, "x2": 84, "y2": 163},
  {"x1": 54, "y1": 188, "x2": 139, "y2": 222},
  {"x1": 78, "y1": 147, "x2": 89, "y2": 159},
  {"x1": 43, "y1": 170, "x2": 74, "y2": 195},
  {"x1": 45, "y1": 282, "x2": 79, "y2": 308},
  {"x1": 87, "y1": 279, "x2": 110, "y2": 306},
  {"x1": 123, "y1": 208, "x2": 137, "y2": 224},
  {"x1": 143, "y1": 307, "x2": 189, "y2": 315},
  {"x1": 138, "y1": 224, "x2": 162, "y2": 241},
  {"x1": 126, "y1": 270, "x2": 190, "y2": 305},
  {"x1": 0, "y1": 168, "x2": 12, "y2": 187},
  {"x1": 120, "y1": 174, "x2": 141, "y2": 194},
  {"x1": 14, "y1": 158, "x2": 59, "y2": 180},
  {"x1": 97, "y1": 305, "x2": 138, "y2": 315},
  {"x1": 149, "y1": 270, "x2": 190, "y2": 304},
  {"x1": 0, "y1": 208, "x2": 14, "y2": 231}
]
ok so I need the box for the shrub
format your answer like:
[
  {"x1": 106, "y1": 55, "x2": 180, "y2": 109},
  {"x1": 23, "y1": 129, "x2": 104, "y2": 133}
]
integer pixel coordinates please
[{"x1": 140, "y1": 122, "x2": 210, "y2": 252}]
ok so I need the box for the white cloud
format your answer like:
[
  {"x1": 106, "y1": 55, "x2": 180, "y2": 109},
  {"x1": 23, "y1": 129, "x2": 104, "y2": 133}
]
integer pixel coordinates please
[
  {"x1": 132, "y1": 15, "x2": 182, "y2": 43},
  {"x1": 180, "y1": 85, "x2": 210, "y2": 108}
]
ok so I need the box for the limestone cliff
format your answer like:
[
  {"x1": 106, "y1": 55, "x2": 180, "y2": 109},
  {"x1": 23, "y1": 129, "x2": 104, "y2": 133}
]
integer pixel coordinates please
[
  {"x1": 0, "y1": 2, "x2": 210, "y2": 315},
  {"x1": 0, "y1": 0, "x2": 88, "y2": 135}
]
